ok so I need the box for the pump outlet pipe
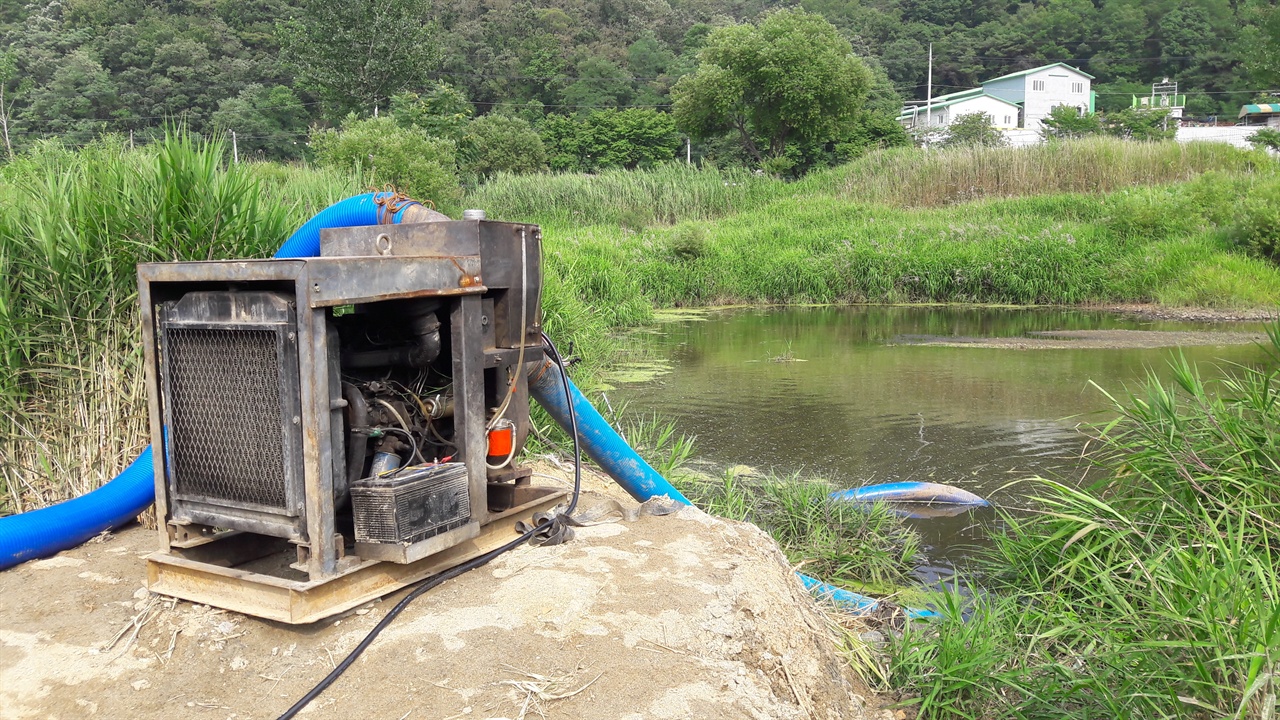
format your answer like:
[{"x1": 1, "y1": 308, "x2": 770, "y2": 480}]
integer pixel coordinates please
[
  {"x1": 527, "y1": 357, "x2": 691, "y2": 505},
  {"x1": 0, "y1": 192, "x2": 439, "y2": 570}
]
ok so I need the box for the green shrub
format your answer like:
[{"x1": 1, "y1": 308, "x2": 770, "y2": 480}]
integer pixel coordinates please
[
  {"x1": 1248, "y1": 127, "x2": 1280, "y2": 153},
  {"x1": 309, "y1": 115, "x2": 461, "y2": 212},
  {"x1": 463, "y1": 114, "x2": 547, "y2": 179},
  {"x1": 938, "y1": 112, "x2": 1006, "y2": 149},
  {"x1": 1232, "y1": 179, "x2": 1280, "y2": 263},
  {"x1": 667, "y1": 224, "x2": 709, "y2": 261},
  {"x1": 1040, "y1": 104, "x2": 1103, "y2": 140}
]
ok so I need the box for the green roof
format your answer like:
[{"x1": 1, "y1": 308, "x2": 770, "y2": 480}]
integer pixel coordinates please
[
  {"x1": 920, "y1": 87, "x2": 985, "y2": 104},
  {"x1": 898, "y1": 90, "x2": 1021, "y2": 117},
  {"x1": 1240, "y1": 104, "x2": 1280, "y2": 117},
  {"x1": 981, "y1": 62, "x2": 1095, "y2": 84}
]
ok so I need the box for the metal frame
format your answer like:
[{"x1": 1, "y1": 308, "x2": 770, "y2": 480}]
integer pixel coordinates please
[
  {"x1": 145, "y1": 487, "x2": 564, "y2": 624},
  {"x1": 139, "y1": 220, "x2": 551, "y2": 622}
]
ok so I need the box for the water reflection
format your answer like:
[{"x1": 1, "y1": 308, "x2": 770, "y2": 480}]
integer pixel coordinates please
[{"x1": 614, "y1": 305, "x2": 1274, "y2": 562}]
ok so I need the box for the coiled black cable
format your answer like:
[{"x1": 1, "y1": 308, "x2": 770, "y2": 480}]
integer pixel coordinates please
[{"x1": 276, "y1": 334, "x2": 582, "y2": 720}]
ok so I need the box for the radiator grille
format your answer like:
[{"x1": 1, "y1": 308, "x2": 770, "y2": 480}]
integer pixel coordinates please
[{"x1": 165, "y1": 327, "x2": 291, "y2": 509}]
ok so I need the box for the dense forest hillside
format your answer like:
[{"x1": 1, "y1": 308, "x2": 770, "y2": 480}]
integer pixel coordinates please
[{"x1": 0, "y1": 0, "x2": 1277, "y2": 159}]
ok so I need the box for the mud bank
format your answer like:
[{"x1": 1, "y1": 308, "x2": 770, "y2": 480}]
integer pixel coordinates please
[
  {"x1": 895, "y1": 328, "x2": 1268, "y2": 350},
  {"x1": 0, "y1": 467, "x2": 883, "y2": 720}
]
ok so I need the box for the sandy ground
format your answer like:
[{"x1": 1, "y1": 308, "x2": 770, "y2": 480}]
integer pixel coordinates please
[
  {"x1": 0, "y1": 465, "x2": 883, "y2": 720},
  {"x1": 894, "y1": 328, "x2": 1269, "y2": 350}
]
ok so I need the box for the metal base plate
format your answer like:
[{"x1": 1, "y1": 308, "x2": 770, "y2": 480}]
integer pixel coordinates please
[{"x1": 145, "y1": 487, "x2": 565, "y2": 624}]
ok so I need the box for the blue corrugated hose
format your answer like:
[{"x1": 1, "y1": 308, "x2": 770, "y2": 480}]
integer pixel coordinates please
[{"x1": 527, "y1": 357, "x2": 691, "y2": 505}]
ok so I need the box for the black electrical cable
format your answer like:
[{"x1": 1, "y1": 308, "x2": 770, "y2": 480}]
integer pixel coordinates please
[
  {"x1": 541, "y1": 331, "x2": 582, "y2": 517},
  {"x1": 276, "y1": 335, "x2": 582, "y2": 720}
]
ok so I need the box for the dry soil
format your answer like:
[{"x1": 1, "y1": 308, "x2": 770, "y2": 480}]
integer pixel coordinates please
[{"x1": 0, "y1": 466, "x2": 882, "y2": 720}]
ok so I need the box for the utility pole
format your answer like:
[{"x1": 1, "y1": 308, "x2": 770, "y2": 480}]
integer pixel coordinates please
[
  {"x1": 686, "y1": 137, "x2": 691, "y2": 165},
  {"x1": 0, "y1": 54, "x2": 13, "y2": 162},
  {"x1": 925, "y1": 43, "x2": 933, "y2": 129},
  {"x1": 232, "y1": 130, "x2": 239, "y2": 164}
]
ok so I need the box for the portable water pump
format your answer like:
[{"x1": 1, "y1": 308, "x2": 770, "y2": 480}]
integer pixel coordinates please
[{"x1": 137, "y1": 208, "x2": 567, "y2": 623}]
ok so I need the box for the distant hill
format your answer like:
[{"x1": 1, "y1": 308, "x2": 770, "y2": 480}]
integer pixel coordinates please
[{"x1": 0, "y1": 0, "x2": 1273, "y2": 157}]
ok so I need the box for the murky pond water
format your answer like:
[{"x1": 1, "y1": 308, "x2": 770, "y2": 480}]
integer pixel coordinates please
[{"x1": 610, "y1": 306, "x2": 1275, "y2": 564}]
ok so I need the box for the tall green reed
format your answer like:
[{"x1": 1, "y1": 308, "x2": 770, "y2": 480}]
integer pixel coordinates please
[
  {"x1": 890, "y1": 327, "x2": 1280, "y2": 719},
  {"x1": 0, "y1": 133, "x2": 358, "y2": 512}
]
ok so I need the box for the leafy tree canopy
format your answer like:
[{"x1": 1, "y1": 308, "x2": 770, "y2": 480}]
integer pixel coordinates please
[
  {"x1": 277, "y1": 0, "x2": 439, "y2": 118},
  {"x1": 671, "y1": 8, "x2": 872, "y2": 166},
  {"x1": 1041, "y1": 105, "x2": 1103, "y2": 141}
]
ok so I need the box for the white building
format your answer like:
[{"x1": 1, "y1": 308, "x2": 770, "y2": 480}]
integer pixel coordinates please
[
  {"x1": 899, "y1": 62, "x2": 1096, "y2": 131},
  {"x1": 897, "y1": 87, "x2": 1022, "y2": 130}
]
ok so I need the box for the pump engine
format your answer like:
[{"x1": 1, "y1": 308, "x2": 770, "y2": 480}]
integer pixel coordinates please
[{"x1": 138, "y1": 209, "x2": 565, "y2": 623}]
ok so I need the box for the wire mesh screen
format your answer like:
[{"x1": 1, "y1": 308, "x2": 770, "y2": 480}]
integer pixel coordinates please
[{"x1": 164, "y1": 327, "x2": 291, "y2": 509}]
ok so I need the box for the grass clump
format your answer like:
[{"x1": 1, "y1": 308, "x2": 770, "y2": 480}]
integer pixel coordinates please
[
  {"x1": 829, "y1": 138, "x2": 1271, "y2": 208},
  {"x1": 677, "y1": 469, "x2": 921, "y2": 591},
  {"x1": 888, "y1": 328, "x2": 1280, "y2": 719},
  {"x1": 0, "y1": 133, "x2": 351, "y2": 513},
  {"x1": 604, "y1": 408, "x2": 921, "y2": 592}
]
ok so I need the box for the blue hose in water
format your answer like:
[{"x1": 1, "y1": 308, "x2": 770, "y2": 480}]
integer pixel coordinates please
[
  {"x1": 798, "y1": 572, "x2": 940, "y2": 620},
  {"x1": 0, "y1": 193, "x2": 405, "y2": 571},
  {"x1": 830, "y1": 481, "x2": 988, "y2": 507}
]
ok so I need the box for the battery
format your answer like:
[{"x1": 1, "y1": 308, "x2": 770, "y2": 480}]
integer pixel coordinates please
[{"x1": 350, "y1": 463, "x2": 470, "y2": 545}]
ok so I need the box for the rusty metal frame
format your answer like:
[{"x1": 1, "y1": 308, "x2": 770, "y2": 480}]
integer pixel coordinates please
[{"x1": 138, "y1": 221, "x2": 553, "y2": 622}]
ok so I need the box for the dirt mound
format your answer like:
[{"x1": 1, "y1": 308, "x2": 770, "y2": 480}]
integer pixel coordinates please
[{"x1": 0, "y1": 477, "x2": 879, "y2": 719}]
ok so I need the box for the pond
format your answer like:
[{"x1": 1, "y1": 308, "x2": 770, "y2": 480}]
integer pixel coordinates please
[{"x1": 609, "y1": 306, "x2": 1275, "y2": 566}]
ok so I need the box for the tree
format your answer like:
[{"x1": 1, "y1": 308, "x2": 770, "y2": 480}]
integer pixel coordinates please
[
  {"x1": 536, "y1": 109, "x2": 681, "y2": 172},
  {"x1": 1247, "y1": 128, "x2": 1280, "y2": 153},
  {"x1": 939, "y1": 112, "x2": 1007, "y2": 148},
  {"x1": 1041, "y1": 105, "x2": 1102, "y2": 140},
  {"x1": 1102, "y1": 108, "x2": 1176, "y2": 141},
  {"x1": 211, "y1": 85, "x2": 308, "y2": 159},
  {"x1": 561, "y1": 57, "x2": 632, "y2": 109},
  {"x1": 671, "y1": 8, "x2": 872, "y2": 169},
  {"x1": 0, "y1": 50, "x2": 15, "y2": 160},
  {"x1": 20, "y1": 50, "x2": 119, "y2": 146},
  {"x1": 463, "y1": 114, "x2": 547, "y2": 178},
  {"x1": 391, "y1": 86, "x2": 474, "y2": 142},
  {"x1": 310, "y1": 115, "x2": 461, "y2": 211},
  {"x1": 277, "y1": 0, "x2": 439, "y2": 117}
]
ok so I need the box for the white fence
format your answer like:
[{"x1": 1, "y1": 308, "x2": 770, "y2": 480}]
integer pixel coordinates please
[
  {"x1": 991, "y1": 125, "x2": 1262, "y2": 149},
  {"x1": 1173, "y1": 126, "x2": 1259, "y2": 149}
]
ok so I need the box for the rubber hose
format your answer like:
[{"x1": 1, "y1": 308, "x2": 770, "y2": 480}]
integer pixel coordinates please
[
  {"x1": 0, "y1": 193, "x2": 426, "y2": 570},
  {"x1": 830, "y1": 481, "x2": 989, "y2": 507},
  {"x1": 526, "y1": 357, "x2": 691, "y2": 505},
  {"x1": 797, "y1": 572, "x2": 940, "y2": 621},
  {"x1": 0, "y1": 448, "x2": 156, "y2": 570}
]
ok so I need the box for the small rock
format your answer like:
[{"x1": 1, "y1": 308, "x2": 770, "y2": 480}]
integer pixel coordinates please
[
  {"x1": 132, "y1": 587, "x2": 149, "y2": 600},
  {"x1": 355, "y1": 608, "x2": 369, "y2": 616},
  {"x1": 859, "y1": 630, "x2": 886, "y2": 646},
  {"x1": 130, "y1": 679, "x2": 151, "y2": 691},
  {"x1": 229, "y1": 656, "x2": 248, "y2": 670}
]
